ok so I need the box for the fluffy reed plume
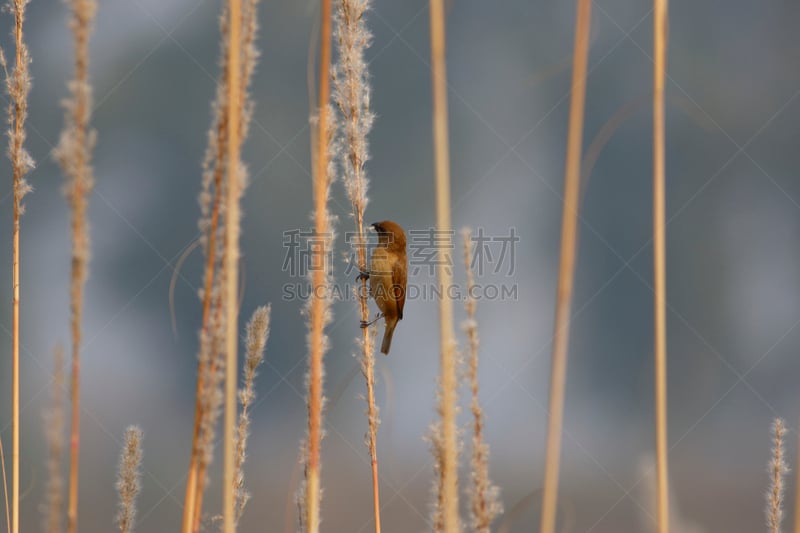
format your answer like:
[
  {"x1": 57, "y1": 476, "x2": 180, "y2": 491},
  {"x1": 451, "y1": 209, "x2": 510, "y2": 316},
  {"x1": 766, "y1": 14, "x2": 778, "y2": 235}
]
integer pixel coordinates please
[
  {"x1": 182, "y1": 1, "x2": 261, "y2": 531},
  {"x1": 116, "y1": 426, "x2": 144, "y2": 533},
  {"x1": 330, "y1": 0, "x2": 381, "y2": 530},
  {"x1": 428, "y1": 1, "x2": 461, "y2": 531},
  {"x1": 332, "y1": 0, "x2": 374, "y2": 213},
  {"x1": 0, "y1": 3, "x2": 34, "y2": 533},
  {"x1": 52, "y1": 2, "x2": 98, "y2": 532},
  {"x1": 429, "y1": 421, "x2": 447, "y2": 533},
  {"x1": 183, "y1": 0, "x2": 230, "y2": 519},
  {"x1": 652, "y1": 1, "x2": 670, "y2": 532},
  {"x1": 460, "y1": 229, "x2": 501, "y2": 532},
  {"x1": 767, "y1": 419, "x2": 788, "y2": 533},
  {"x1": 41, "y1": 346, "x2": 67, "y2": 533},
  {"x1": 539, "y1": 2, "x2": 591, "y2": 533},
  {"x1": 300, "y1": 0, "x2": 337, "y2": 528},
  {"x1": 234, "y1": 305, "x2": 271, "y2": 523}
]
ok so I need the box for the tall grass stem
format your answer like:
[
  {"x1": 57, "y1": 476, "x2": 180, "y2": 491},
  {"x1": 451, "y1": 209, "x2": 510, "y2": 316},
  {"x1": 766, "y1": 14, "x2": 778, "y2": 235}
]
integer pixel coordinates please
[
  {"x1": 429, "y1": 1, "x2": 460, "y2": 531},
  {"x1": 539, "y1": 1, "x2": 592, "y2": 532},
  {"x1": 653, "y1": 1, "x2": 670, "y2": 531}
]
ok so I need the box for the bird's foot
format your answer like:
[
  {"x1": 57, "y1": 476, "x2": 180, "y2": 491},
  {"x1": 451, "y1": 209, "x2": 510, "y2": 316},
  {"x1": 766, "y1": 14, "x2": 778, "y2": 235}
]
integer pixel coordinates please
[
  {"x1": 360, "y1": 313, "x2": 383, "y2": 328},
  {"x1": 356, "y1": 270, "x2": 370, "y2": 282}
]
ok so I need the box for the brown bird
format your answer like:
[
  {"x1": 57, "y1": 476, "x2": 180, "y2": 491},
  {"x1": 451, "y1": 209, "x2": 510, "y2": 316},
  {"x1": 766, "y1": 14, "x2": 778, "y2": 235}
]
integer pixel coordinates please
[{"x1": 359, "y1": 220, "x2": 407, "y2": 355}]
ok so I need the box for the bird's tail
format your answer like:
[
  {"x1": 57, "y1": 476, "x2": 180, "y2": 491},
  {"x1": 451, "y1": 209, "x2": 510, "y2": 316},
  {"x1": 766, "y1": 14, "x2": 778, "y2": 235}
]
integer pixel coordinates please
[{"x1": 381, "y1": 320, "x2": 397, "y2": 355}]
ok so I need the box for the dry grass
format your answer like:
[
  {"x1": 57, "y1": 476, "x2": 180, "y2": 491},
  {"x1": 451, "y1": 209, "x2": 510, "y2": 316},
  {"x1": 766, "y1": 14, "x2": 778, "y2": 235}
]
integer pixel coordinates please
[
  {"x1": 181, "y1": 2, "x2": 261, "y2": 531},
  {"x1": 41, "y1": 346, "x2": 67, "y2": 533},
  {"x1": 361, "y1": 325, "x2": 380, "y2": 529},
  {"x1": 52, "y1": 1, "x2": 98, "y2": 531},
  {"x1": 0, "y1": 2, "x2": 790, "y2": 532},
  {"x1": 0, "y1": 3, "x2": 34, "y2": 533},
  {"x1": 539, "y1": 1, "x2": 591, "y2": 532},
  {"x1": 428, "y1": 0, "x2": 460, "y2": 531},
  {"x1": 221, "y1": 0, "x2": 244, "y2": 529},
  {"x1": 461, "y1": 229, "x2": 502, "y2": 533},
  {"x1": 653, "y1": 1, "x2": 670, "y2": 531},
  {"x1": 234, "y1": 305, "x2": 271, "y2": 523},
  {"x1": 182, "y1": 0, "x2": 231, "y2": 524},
  {"x1": 301, "y1": 0, "x2": 337, "y2": 528},
  {"x1": 116, "y1": 426, "x2": 144, "y2": 533},
  {"x1": 331, "y1": 0, "x2": 381, "y2": 530},
  {"x1": 767, "y1": 419, "x2": 788, "y2": 533}
]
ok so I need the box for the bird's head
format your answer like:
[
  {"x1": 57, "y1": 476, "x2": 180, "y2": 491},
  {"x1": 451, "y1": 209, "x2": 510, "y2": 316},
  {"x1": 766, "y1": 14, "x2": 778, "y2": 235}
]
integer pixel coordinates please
[{"x1": 370, "y1": 220, "x2": 406, "y2": 249}]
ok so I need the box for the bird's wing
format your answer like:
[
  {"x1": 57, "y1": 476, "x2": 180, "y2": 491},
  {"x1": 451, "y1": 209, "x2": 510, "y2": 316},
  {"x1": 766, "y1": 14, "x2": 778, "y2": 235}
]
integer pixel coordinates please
[{"x1": 392, "y1": 260, "x2": 407, "y2": 320}]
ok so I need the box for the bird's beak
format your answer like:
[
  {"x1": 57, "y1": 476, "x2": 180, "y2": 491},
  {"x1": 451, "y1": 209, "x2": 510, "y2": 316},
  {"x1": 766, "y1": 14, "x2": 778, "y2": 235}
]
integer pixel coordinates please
[{"x1": 369, "y1": 222, "x2": 378, "y2": 231}]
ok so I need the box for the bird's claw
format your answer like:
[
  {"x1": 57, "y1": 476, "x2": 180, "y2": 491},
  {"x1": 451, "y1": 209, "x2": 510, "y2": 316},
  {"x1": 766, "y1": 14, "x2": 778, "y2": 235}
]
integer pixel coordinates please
[
  {"x1": 360, "y1": 313, "x2": 383, "y2": 329},
  {"x1": 356, "y1": 270, "x2": 370, "y2": 281}
]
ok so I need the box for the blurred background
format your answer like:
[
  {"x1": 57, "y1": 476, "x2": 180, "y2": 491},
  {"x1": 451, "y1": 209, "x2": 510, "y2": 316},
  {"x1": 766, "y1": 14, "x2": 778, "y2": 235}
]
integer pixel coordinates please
[{"x1": 1, "y1": 0, "x2": 800, "y2": 531}]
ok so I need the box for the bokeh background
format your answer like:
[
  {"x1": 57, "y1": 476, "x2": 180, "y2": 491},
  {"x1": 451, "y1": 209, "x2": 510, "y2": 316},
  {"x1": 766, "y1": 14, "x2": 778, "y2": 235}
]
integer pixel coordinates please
[{"x1": 1, "y1": 0, "x2": 800, "y2": 531}]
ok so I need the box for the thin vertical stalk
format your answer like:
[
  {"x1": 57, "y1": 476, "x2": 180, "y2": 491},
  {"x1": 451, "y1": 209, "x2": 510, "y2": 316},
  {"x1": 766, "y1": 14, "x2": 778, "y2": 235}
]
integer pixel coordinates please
[
  {"x1": 54, "y1": 1, "x2": 98, "y2": 532},
  {"x1": 11, "y1": 5, "x2": 21, "y2": 524},
  {"x1": 222, "y1": 0, "x2": 242, "y2": 532},
  {"x1": 332, "y1": 0, "x2": 380, "y2": 530},
  {"x1": 183, "y1": 6, "x2": 231, "y2": 531},
  {"x1": 5, "y1": 3, "x2": 34, "y2": 532},
  {"x1": 182, "y1": 100, "x2": 227, "y2": 533},
  {"x1": 363, "y1": 328, "x2": 380, "y2": 533},
  {"x1": 429, "y1": 1, "x2": 459, "y2": 531},
  {"x1": 653, "y1": 1, "x2": 669, "y2": 532},
  {"x1": 305, "y1": 0, "x2": 332, "y2": 529},
  {"x1": 539, "y1": 1, "x2": 592, "y2": 532},
  {"x1": 11, "y1": 197, "x2": 19, "y2": 533}
]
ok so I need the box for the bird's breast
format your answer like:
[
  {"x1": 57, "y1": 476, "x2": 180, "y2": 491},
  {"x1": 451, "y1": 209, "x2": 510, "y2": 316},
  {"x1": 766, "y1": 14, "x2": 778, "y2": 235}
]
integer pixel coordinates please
[{"x1": 370, "y1": 249, "x2": 396, "y2": 316}]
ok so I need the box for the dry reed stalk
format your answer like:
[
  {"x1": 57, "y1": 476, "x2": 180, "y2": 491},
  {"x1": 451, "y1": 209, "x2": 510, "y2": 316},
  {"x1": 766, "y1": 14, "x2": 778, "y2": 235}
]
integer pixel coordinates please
[
  {"x1": 331, "y1": 0, "x2": 381, "y2": 530},
  {"x1": 1, "y1": 3, "x2": 34, "y2": 533},
  {"x1": 182, "y1": 2, "x2": 231, "y2": 527},
  {"x1": 428, "y1": 1, "x2": 460, "y2": 531},
  {"x1": 301, "y1": 0, "x2": 336, "y2": 528},
  {"x1": 42, "y1": 346, "x2": 67, "y2": 533},
  {"x1": 190, "y1": 291, "x2": 226, "y2": 533},
  {"x1": 181, "y1": 2, "x2": 261, "y2": 530},
  {"x1": 300, "y1": 107, "x2": 337, "y2": 530},
  {"x1": 539, "y1": 1, "x2": 592, "y2": 532},
  {"x1": 303, "y1": 0, "x2": 333, "y2": 533},
  {"x1": 233, "y1": 305, "x2": 271, "y2": 523},
  {"x1": 52, "y1": 2, "x2": 98, "y2": 532},
  {"x1": 362, "y1": 325, "x2": 380, "y2": 530},
  {"x1": 767, "y1": 419, "x2": 788, "y2": 533},
  {"x1": 653, "y1": 1, "x2": 669, "y2": 532},
  {"x1": 222, "y1": 0, "x2": 243, "y2": 530},
  {"x1": 116, "y1": 426, "x2": 144, "y2": 533},
  {"x1": 461, "y1": 229, "x2": 501, "y2": 533}
]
